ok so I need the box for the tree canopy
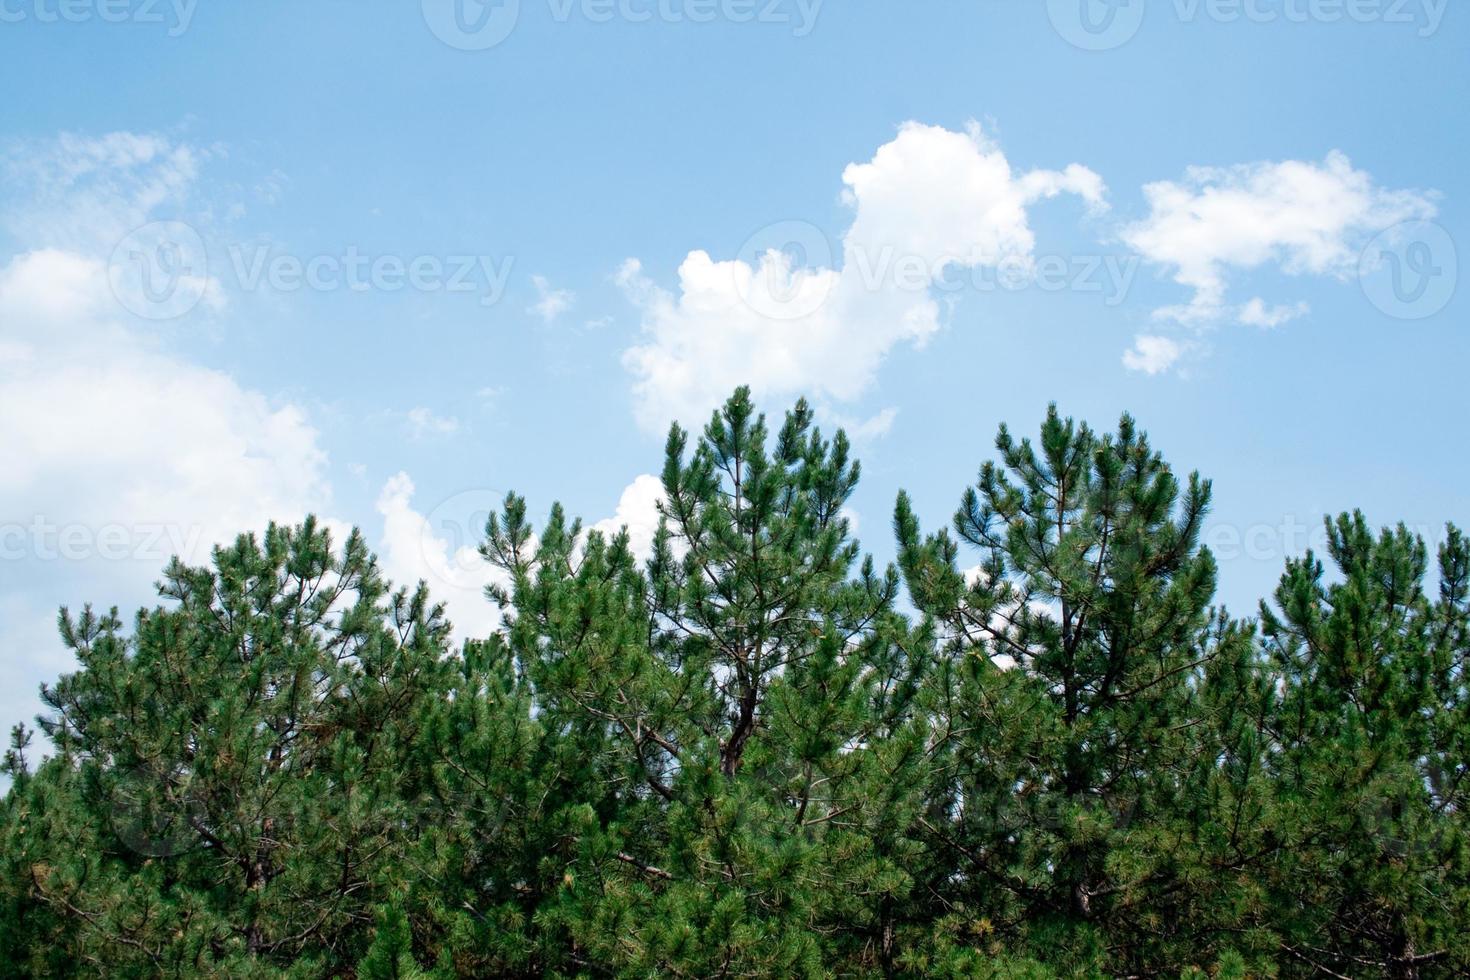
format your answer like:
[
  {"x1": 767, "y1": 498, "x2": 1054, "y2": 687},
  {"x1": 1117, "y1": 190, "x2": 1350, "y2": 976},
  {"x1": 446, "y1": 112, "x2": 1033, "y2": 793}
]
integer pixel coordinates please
[{"x1": 3, "y1": 389, "x2": 1466, "y2": 978}]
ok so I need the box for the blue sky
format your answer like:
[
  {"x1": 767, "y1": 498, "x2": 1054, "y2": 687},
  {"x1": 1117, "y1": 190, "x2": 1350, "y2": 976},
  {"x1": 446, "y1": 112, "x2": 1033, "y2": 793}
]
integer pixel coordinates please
[{"x1": 0, "y1": 0, "x2": 1465, "y2": 732}]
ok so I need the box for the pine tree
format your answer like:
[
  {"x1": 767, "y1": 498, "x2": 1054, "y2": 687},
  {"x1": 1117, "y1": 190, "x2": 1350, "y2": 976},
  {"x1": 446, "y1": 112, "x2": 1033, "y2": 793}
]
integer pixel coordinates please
[
  {"x1": 1260, "y1": 514, "x2": 1470, "y2": 977},
  {"x1": 398, "y1": 625, "x2": 549, "y2": 976},
  {"x1": 3, "y1": 391, "x2": 1467, "y2": 978},
  {"x1": 473, "y1": 387, "x2": 931, "y2": 975},
  {"x1": 2, "y1": 520, "x2": 453, "y2": 975},
  {"x1": 895, "y1": 405, "x2": 1238, "y2": 973}
]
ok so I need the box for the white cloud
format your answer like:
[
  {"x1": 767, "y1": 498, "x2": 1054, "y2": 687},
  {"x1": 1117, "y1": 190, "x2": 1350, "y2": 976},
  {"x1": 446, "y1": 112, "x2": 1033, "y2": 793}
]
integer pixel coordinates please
[
  {"x1": 590, "y1": 473, "x2": 665, "y2": 564},
  {"x1": 0, "y1": 248, "x2": 112, "y2": 331},
  {"x1": 0, "y1": 135, "x2": 333, "y2": 564},
  {"x1": 0, "y1": 352, "x2": 330, "y2": 547},
  {"x1": 816, "y1": 405, "x2": 898, "y2": 442},
  {"x1": 840, "y1": 123, "x2": 1106, "y2": 270},
  {"x1": 528, "y1": 274, "x2": 575, "y2": 323},
  {"x1": 1238, "y1": 297, "x2": 1310, "y2": 328},
  {"x1": 0, "y1": 132, "x2": 334, "y2": 736},
  {"x1": 405, "y1": 406, "x2": 461, "y2": 440},
  {"x1": 1, "y1": 131, "x2": 209, "y2": 253},
  {"x1": 373, "y1": 472, "x2": 667, "y2": 645},
  {"x1": 1121, "y1": 334, "x2": 1184, "y2": 375},
  {"x1": 619, "y1": 122, "x2": 1105, "y2": 432},
  {"x1": 0, "y1": 595, "x2": 81, "y2": 744},
  {"x1": 1121, "y1": 151, "x2": 1435, "y2": 326},
  {"x1": 373, "y1": 473, "x2": 508, "y2": 644}
]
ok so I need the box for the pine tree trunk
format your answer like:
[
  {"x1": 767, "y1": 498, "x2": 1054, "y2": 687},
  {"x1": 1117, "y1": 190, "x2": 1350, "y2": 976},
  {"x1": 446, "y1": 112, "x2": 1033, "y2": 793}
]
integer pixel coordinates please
[
  {"x1": 245, "y1": 816, "x2": 275, "y2": 955},
  {"x1": 721, "y1": 684, "x2": 758, "y2": 777},
  {"x1": 1391, "y1": 933, "x2": 1419, "y2": 980}
]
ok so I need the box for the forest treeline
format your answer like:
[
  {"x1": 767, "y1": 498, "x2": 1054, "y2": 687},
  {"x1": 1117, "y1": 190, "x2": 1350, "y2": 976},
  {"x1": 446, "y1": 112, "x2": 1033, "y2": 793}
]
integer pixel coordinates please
[{"x1": 2, "y1": 388, "x2": 1466, "y2": 978}]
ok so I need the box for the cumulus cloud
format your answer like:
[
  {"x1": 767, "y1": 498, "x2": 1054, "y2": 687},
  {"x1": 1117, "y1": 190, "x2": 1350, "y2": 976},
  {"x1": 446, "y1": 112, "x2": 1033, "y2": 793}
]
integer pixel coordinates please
[
  {"x1": 373, "y1": 473, "x2": 508, "y2": 644},
  {"x1": 619, "y1": 121, "x2": 1106, "y2": 432},
  {"x1": 590, "y1": 473, "x2": 665, "y2": 564},
  {"x1": 1121, "y1": 151, "x2": 1435, "y2": 327},
  {"x1": 0, "y1": 353, "x2": 330, "y2": 551},
  {"x1": 0, "y1": 135, "x2": 333, "y2": 564},
  {"x1": 0, "y1": 132, "x2": 333, "y2": 735},
  {"x1": 373, "y1": 472, "x2": 667, "y2": 645},
  {"x1": 840, "y1": 125, "x2": 1106, "y2": 270},
  {"x1": 0, "y1": 248, "x2": 112, "y2": 330}
]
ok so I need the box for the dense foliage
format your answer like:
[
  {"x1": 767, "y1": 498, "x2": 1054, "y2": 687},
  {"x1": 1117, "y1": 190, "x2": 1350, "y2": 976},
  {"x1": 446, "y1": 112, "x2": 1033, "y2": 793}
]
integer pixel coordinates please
[{"x1": 3, "y1": 389, "x2": 1466, "y2": 977}]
